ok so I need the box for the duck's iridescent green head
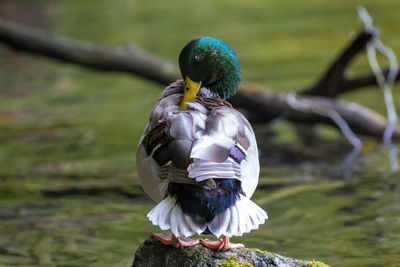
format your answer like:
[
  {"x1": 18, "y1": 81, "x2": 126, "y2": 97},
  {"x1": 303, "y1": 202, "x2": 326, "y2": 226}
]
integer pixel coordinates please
[{"x1": 178, "y1": 37, "x2": 241, "y2": 108}]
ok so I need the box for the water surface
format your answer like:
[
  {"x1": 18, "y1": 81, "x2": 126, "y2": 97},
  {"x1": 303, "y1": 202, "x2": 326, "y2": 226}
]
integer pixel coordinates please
[{"x1": 0, "y1": 0, "x2": 399, "y2": 266}]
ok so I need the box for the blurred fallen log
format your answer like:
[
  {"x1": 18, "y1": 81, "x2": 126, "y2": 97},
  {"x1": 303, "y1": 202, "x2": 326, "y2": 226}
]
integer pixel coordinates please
[
  {"x1": 0, "y1": 17, "x2": 180, "y2": 85},
  {"x1": 231, "y1": 84, "x2": 396, "y2": 140},
  {"x1": 0, "y1": 17, "x2": 399, "y2": 140}
]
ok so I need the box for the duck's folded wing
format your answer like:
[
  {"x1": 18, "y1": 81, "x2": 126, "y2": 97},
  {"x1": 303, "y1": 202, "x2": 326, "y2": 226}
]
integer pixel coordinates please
[
  {"x1": 137, "y1": 108, "x2": 211, "y2": 203},
  {"x1": 190, "y1": 107, "x2": 245, "y2": 161},
  {"x1": 188, "y1": 107, "x2": 259, "y2": 197}
]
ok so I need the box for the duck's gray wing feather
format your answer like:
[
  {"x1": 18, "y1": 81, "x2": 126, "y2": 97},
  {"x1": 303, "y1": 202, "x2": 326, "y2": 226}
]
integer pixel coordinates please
[{"x1": 188, "y1": 106, "x2": 259, "y2": 198}]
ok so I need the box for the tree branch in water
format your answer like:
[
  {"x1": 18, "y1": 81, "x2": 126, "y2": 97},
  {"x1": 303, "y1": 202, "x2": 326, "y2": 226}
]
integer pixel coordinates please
[{"x1": 0, "y1": 17, "x2": 399, "y2": 140}]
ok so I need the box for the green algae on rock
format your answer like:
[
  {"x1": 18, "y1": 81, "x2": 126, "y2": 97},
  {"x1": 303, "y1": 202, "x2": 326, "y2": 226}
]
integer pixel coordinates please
[{"x1": 132, "y1": 236, "x2": 329, "y2": 267}]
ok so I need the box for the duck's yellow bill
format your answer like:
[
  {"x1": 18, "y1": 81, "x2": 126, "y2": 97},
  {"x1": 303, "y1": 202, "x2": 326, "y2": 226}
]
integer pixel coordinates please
[{"x1": 179, "y1": 76, "x2": 202, "y2": 110}]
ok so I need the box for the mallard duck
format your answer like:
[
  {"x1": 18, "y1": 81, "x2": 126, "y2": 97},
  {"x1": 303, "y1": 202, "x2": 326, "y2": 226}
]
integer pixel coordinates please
[{"x1": 136, "y1": 37, "x2": 268, "y2": 251}]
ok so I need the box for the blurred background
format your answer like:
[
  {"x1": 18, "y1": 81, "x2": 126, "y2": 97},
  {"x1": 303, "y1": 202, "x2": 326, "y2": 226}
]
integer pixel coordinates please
[{"x1": 0, "y1": 0, "x2": 399, "y2": 266}]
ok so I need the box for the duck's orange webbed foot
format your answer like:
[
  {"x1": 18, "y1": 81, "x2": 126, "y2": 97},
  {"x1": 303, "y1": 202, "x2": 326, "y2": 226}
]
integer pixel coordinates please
[
  {"x1": 152, "y1": 232, "x2": 199, "y2": 248},
  {"x1": 200, "y1": 236, "x2": 244, "y2": 252}
]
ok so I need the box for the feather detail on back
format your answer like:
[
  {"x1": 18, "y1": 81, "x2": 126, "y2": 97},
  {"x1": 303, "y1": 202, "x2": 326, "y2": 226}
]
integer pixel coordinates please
[
  {"x1": 195, "y1": 94, "x2": 233, "y2": 110},
  {"x1": 188, "y1": 158, "x2": 238, "y2": 182}
]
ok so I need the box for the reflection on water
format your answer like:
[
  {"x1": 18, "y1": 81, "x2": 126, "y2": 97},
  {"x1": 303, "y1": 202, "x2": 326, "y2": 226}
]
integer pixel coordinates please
[
  {"x1": 0, "y1": 126, "x2": 399, "y2": 266},
  {"x1": 387, "y1": 143, "x2": 399, "y2": 173},
  {"x1": 341, "y1": 147, "x2": 361, "y2": 179},
  {"x1": 339, "y1": 140, "x2": 398, "y2": 178}
]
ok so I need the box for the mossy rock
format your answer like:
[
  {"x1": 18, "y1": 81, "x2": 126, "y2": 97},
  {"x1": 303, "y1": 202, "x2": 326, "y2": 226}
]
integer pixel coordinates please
[{"x1": 132, "y1": 236, "x2": 328, "y2": 267}]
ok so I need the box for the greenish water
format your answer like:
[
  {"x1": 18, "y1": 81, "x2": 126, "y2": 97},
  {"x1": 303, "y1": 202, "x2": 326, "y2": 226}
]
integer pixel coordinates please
[{"x1": 0, "y1": 0, "x2": 399, "y2": 266}]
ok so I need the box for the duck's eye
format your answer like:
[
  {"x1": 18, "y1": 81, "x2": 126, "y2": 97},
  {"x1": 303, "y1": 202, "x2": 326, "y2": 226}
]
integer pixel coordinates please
[
  {"x1": 192, "y1": 55, "x2": 200, "y2": 63},
  {"x1": 186, "y1": 85, "x2": 190, "y2": 91}
]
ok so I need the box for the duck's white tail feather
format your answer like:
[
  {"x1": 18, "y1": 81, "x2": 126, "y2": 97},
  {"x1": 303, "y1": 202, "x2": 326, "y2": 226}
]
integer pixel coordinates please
[
  {"x1": 148, "y1": 195, "x2": 267, "y2": 238},
  {"x1": 207, "y1": 207, "x2": 231, "y2": 238},
  {"x1": 208, "y1": 195, "x2": 268, "y2": 237},
  {"x1": 184, "y1": 213, "x2": 207, "y2": 235},
  {"x1": 170, "y1": 205, "x2": 183, "y2": 236},
  {"x1": 148, "y1": 196, "x2": 206, "y2": 237},
  {"x1": 147, "y1": 196, "x2": 175, "y2": 230}
]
